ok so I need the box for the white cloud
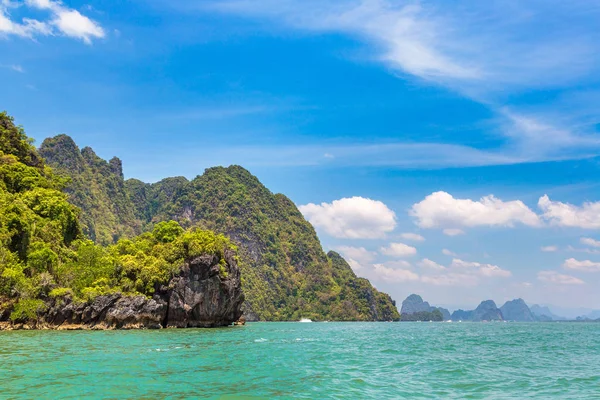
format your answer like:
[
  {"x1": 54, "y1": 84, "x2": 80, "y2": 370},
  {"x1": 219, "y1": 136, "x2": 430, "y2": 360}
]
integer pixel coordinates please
[
  {"x1": 51, "y1": 8, "x2": 104, "y2": 44},
  {"x1": 335, "y1": 246, "x2": 375, "y2": 272},
  {"x1": 202, "y1": 0, "x2": 600, "y2": 164},
  {"x1": 442, "y1": 249, "x2": 457, "y2": 256},
  {"x1": 563, "y1": 258, "x2": 600, "y2": 273},
  {"x1": 421, "y1": 273, "x2": 478, "y2": 287},
  {"x1": 566, "y1": 245, "x2": 600, "y2": 255},
  {"x1": 0, "y1": 8, "x2": 51, "y2": 38},
  {"x1": 541, "y1": 245, "x2": 558, "y2": 252},
  {"x1": 443, "y1": 228, "x2": 465, "y2": 237},
  {"x1": 417, "y1": 257, "x2": 511, "y2": 287},
  {"x1": 299, "y1": 196, "x2": 396, "y2": 239},
  {"x1": 538, "y1": 195, "x2": 600, "y2": 229},
  {"x1": 418, "y1": 258, "x2": 446, "y2": 271},
  {"x1": 400, "y1": 232, "x2": 425, "y2": 242},
  {"x1": 411, "y1": 191, "x2": 541, "y2": 230},
  {"x1": 1, "y1": 0, "x2": 104, "y2": 43},
  {"x1": 372, "y1": 263, "x2": 419, "y2": 283},
  {"x1": 538, "y1": 271, "x2": 584, "y2": 285},
  {"x1": 450, "y1": 258, "x2": 512, "y2": 278},
  {"x1": 581, "y1": 237, "x2": 600, "y2": 248},
  {"x1": 8, "y1": 64, "x2": 23, "y2": 72},
  {"x1": 380, "y1": 242, "x2": 417, "y2": 257}
]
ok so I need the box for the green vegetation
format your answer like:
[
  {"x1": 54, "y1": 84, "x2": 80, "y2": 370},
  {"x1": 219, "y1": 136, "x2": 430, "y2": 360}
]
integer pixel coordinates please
[
  {"x1": 400, "y1": 309, "x2": 444, "y2": 322},
  {"x1": 6, "y1": 111, "x2": 401, "y2": 322},
  {"x1": 0, "y1": 112, "x2": 234, "y2": 323},
  {"x1": 125, "y1": 165, "x2": 400, "y2": 321},
  {"x1": 39, "y1": 135, "x2": 141, "y2": 245}
]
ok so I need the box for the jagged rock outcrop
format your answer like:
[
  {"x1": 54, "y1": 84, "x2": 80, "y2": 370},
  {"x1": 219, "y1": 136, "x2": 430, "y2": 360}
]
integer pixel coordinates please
[
  {"x1": 401, "y1": 294, "x2": 431, "y2": 314},
  {"x1": 39, "y1": 135, "x2": 141, "y2": 245},
  {"x1": 400, "y1": 294, "x2": 451, "y2": 321},
  {"x1": 472, "y1": 300, "x2": 503, "y2": 321},
  {"x1": 6, "y1": 251, "x2": 244, "y2": 330},
  {"x1": 500, "y1": 299, "x2": 535, "y2": 322}
]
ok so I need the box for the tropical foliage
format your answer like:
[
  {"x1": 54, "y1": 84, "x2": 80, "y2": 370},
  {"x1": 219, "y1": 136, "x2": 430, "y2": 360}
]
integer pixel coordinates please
[{"x1": 0, "y1": 112, "x2": 234, "y2": 322}]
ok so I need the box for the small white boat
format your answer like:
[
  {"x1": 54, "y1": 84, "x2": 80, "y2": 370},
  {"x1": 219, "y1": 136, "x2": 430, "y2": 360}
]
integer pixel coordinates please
[{"x1": 299, "y1": 318, "x2": 313, "y2": 323}]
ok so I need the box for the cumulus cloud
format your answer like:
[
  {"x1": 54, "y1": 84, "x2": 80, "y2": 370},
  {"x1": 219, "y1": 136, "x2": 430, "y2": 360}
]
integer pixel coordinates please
[
  {"x1": 335, "y1": 246, "x2": 376, "y2": 272},
  {"x1": 372, "y1": 263, "x2": 419, "y2": 283},
  {"x1": 411, "y1": 191, "x2": 541, "y2": 230},
  {"x1": 581, "y1": 237, "x2": 600, "y2": 248},
  {"x1": 1, "y1": 0, "x2": 104, "y2": 43},
  {"x1": 400, "y1": 232, "x2": 425, "y2": 242},
  {"x1": 421, "y1": 273, "x2": 478, "y2": 287},
  {"x1": 379, "y1": 242, "x2": 417, "y2": 257},
  {"x1": 541, "y1": 245, "x2": 558, "y2": 252},
  {"x1": 450, "y1": 258, "x2": 512, "y2": 278},
  {"x1": 538, "y1": 195, "x2": 600, "y2": 229},
  {"x1": 299, "y1": 196, "x2": 396, "y2": 239},
  {"x1": 443, "y1": 228, "x2": 465, "y2": 236},
  {"x1": 538, "y1": 271, "x2": 584, "y2": 285},
  {"x1": 418, "y1": 257, "x2": 511, "y2": 286},
  {"x1": 442, "y1": 249, "x2": 457, "y2": 256},
  {"x1": 563, "y1": 258, "x2": 600, "y2": 273},
  {"x1": 418, "y1": 258, "x2": 446, "y2": 271}
]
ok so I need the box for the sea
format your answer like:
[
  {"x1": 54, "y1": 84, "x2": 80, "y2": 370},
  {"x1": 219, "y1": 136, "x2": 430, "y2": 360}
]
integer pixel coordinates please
[{"x1": 1, "y1": 322, "x2": 599, "y2": 399}]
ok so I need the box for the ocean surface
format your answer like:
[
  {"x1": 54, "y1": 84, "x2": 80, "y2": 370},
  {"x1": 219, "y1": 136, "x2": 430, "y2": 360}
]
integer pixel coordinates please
[{"x1": 1, "y1": 322, "x2": 599, "y2": 399}]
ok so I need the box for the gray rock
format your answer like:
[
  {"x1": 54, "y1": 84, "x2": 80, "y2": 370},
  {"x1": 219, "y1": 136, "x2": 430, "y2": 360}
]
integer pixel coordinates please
[
  {"x1": 500, "y1": 299, "x2": 535, "y2": 322},
  {"x1": 401, "y1": 294, "x2": 432, "y2": 315},
  {"x1": 401, "y1": 294, "x2": 451, "y2": 321},
  {"x1": 472, "y1": 300, "x2": 503, "y2": 321},
  {"x1": 41, "y1": 249, "x2": 244, "y2": 329},
  {"x1": 451, "y1": 300, "x2": 504, "y2": 322}
]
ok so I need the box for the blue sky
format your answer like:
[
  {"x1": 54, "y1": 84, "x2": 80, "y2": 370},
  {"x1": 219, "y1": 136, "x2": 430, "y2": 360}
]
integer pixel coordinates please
[{"x1": 3, "y1": 0, "x2": 600, "y2": 312}]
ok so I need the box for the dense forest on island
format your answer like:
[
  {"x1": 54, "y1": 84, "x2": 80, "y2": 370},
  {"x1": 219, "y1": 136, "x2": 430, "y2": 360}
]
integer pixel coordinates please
[
  {"x1": 1, "y1": 112, "x2": 400, "y2": 323},
  {"x1": 0, "y1": 112, "x2": 237, "y2": 324}
]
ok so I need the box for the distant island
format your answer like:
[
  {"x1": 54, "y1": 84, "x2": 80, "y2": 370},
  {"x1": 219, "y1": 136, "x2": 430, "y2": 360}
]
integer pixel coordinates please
[{"x1": 399, "y1": 294, "x2": 600, "y2": 322}]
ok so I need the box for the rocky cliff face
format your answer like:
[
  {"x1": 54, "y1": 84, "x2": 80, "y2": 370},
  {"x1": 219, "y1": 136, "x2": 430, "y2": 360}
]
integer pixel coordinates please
[
  {"x1": 7, "y1": 251, "x2": 244, "y2": 330},
  {"x1": 401, "y1": 294, "x2": 431, "y2": 314},
  {"x1": 472, "y1": 300, "x2": 503, "y2": 321},
  {"x1": 39, "y1": 135, "x2": 141, "y2": 245},
  {"x1": 500, "y1": 299, "x2": 535, "y2": 322}
]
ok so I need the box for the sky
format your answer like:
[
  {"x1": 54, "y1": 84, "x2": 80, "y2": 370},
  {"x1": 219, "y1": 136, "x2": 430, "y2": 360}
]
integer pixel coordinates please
[{"x1": 3, "y1": 0, "x2": 600, "y2": 312}]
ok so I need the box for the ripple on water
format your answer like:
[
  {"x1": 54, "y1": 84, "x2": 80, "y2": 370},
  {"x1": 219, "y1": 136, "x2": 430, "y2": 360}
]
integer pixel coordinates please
[{"x1": 1, "y1": 322, "x2": 599, "y2": 399}]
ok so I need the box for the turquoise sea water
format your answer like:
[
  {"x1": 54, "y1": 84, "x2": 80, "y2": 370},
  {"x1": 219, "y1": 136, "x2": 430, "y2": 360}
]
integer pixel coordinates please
[{"x1": 1, "y1": 322, "x2": 599, "y2": 399}]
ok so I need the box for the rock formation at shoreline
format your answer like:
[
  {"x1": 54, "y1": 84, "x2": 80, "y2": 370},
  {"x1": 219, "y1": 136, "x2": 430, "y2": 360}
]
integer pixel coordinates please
[{"x1": 2, "y1": 251, "x2": 244, "y2": 330}]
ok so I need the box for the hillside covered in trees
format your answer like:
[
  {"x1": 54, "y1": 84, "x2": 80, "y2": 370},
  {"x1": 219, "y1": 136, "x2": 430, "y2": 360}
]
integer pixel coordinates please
[
  {"x1": 4, "y1": 112, "x2": 399, "y2": 322},
  {"x1": 0, "y1": 112, "x2": 242, "y2": 326}
]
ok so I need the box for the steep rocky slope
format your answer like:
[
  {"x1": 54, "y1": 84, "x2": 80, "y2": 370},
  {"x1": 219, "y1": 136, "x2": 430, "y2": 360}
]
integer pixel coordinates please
[
  {"x1": 500, "y1": 299, "x2": 535, "y2": 322},
  {"x1": 39, "y1": 135, "x2": 141, "y2": 245}
]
